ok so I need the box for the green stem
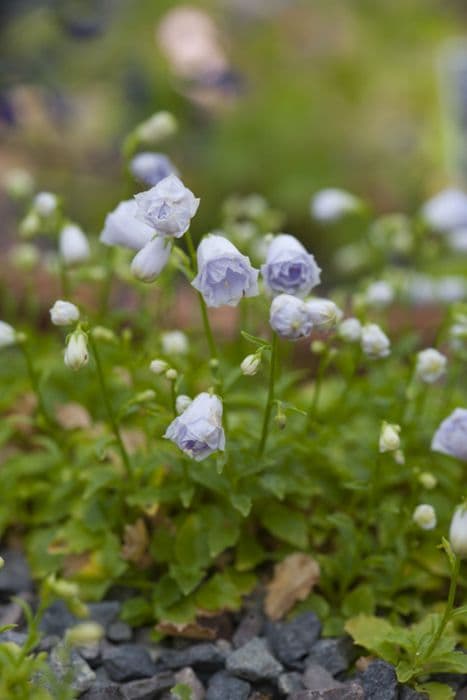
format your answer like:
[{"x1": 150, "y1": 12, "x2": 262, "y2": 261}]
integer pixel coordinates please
[
  {"x1": 185, "y1": 230, "x2": 218, "y2": 360},
  {"x1": 170, "y1": 379, "x2": 177, "y2": 417},
  {"x1": 59, "y1": 259, "x2": 70, "y2": 298},
  {"x1": 420, "y1": 556, "x2": 460, "y2": 666},
  {"x1": 19, "y1": 341, "x2": 53, "y2": 429},
  {"x1": 89, "y1": 334, "x2": 132, "y2": 480},
  {"x1": 309, "y1": 351, "x2": 328, "y2": 422},
  {"x1": 258, "y1": 333, "x2": 278, "y2": 456}
]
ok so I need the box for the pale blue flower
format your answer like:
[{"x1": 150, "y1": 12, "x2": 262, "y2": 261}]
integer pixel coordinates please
[
  {"x1": 422, "y1": 188, "x2": 467, "y2": 233},
  {"x1": 261, "y1": 234, "x2": 321, "y2": 298},
  {"x1": 100, "y1": 200, "x2": 154, "y2": 251},
  {"x1": 134, "y1": 174, "x2": 200, "y2": 238},
  {"x1": 192, "y1": 234, "x2": 259, "y2": 307},
  {"x1": 269, "y1": 294, "x2": 313, "y2": 340},
  {"x1": 432, "y1": 408, "x2": 467, "y2": 461},
  {"x1": 164, "y1": 392, "x2": 225, "y2": 461},
  {"x1": 59, "y1": 224, "x2": 90, "y2": 266},
  {"x1": 129, "y1": 152, "x2": 178, "y2": 187},
  {"x1": 310, "y1": 188, "x2": 360, "y2": 222}
]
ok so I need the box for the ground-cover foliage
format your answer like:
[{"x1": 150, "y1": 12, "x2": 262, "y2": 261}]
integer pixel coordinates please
[{"x1": 2, "y1": 114, "x2": 467, "y2": 698}]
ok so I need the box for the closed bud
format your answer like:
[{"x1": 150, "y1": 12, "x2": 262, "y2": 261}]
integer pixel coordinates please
[
  {"x1": 0, "y1": 321, "x2": 17, "y2": 349},
  {"x1": 311, "y1": 340, "x2": 326, "y2": 355},
  {"x1": 64, "y1": 330, "x2": 89, "y2": 371},
  {"x1": 274, "y1": 410, "x2": 287, "y2": 430},
  {"x1": 19, "y1": 212, "x2": 41, "y2": 238},
  {"x1": 3, "y1": 168, "x2": 35, "y2": 200},
  {"x1": 59, "y1": 224, "x2": 91, "y2": 266},
  {"x1": 365, "y1": 280, "x2": 394, "y2": 309},
  {"x1": 131, "y1": 237, "x2": 171, "y2": 283},
  {"x1": 379, "y1": 422, "x2": 401, "y2": 453},
  {"x1": 306, "y1": 298, "x2": 343, "y2": 329},
  {"x1": 133, "y1": 389, "x2": 156, "y2": 403},
  {"x1": 449, "y1": 505, "x2": 467, "y2": 558},
  {"x1": 161, "y1": 330, "x2": 189, "y2": 355},
  {"x1": 419, "y1": 472, "x2": 437, "y2": 490},
  {"x1": 165, "y1": 368, "x2": 178, "y2": 381},
  {"x1": 91, "y1": 326, "x2": 116, "y2": 343},
  {"x1": 10, "y1": 243, "x2": 39, "y2": 271},
  {"x1": 176, "y1": 394, "x2": 192, "y2": 414},
  {"x1": 50, "y1": 300, "x2": 80, "y2": 327},
  {"x1": 416, "y1": 348, "x2": 447, "y2": 384},
  {"x1": 241, "y1": 353, "x2": 261, "y2": 376},
  {"x1": 338, "y1": 317, "x2": 362, "y2": 342},
  {"x1": 149, "y1": 359, "x2": 168, "y2": 375},
  {"x1": 361, "y1": 323, "x2": 391, "y2": 359},
  {"x1": 66, "y1": 622, "x2": 104, "y2": 646},
  {"x1": 136, "y1": 111, "x2": 178, "y2": 144},
  {"x1": 413, "y1": 504, "x2": 437, "y2": 530},
  {"x1": 34, "y1": 191, "x2": 58, "y2": 217}
]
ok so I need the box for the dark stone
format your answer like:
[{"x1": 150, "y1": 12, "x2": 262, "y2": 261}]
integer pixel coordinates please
[
  {"x1": 206, "y1": 671, "x2": 251, "y2": 700},
  {"x1": 38, "y1": 634, "x2": 61, "y2": 652},
  {"x1": 226, "y1": 637, "x2": 283, "y2": 682},
  {"x1": 233, "y1": 609, "x2": 264, "y2": 648},
  {"x1": 398, "y1": 687, "x2": 429, "y2": 700},
  {"x1": 81, "y1": 686, "x2": 125, "y2": 700},
  {"x1": 108, "y1": 621, "x2": 133, "y2": 643},
  {"x1": 303, "y1": 663, "x2": 341, "y2": 692},
  {"x1": 88, "y1": 601, "x2": 121, "y2": 629},
  {"x1": 290, "y1": 682, "x2": 364, "y2": 699},
  {"x1": 120, "y1": 671, "x2": 175, "y2": 699},
  {"x1": 430, "y1": 673, "x2": 466, "y2": 691},
  {"x1": 39, "y1": 600, "x2": 77, "y2": 637},
  {"x1": 78, "y1": 642, "x2": 102, "y2": 668},
  {"x1": 103, "y1": 644, "x2": 158, "y2": 682},
  {"x1": 160, "y1": 642, "x2": 227, "y2": 672},
  {"x1": 305, "y1": 637, "x2": 354, "y2": 676},
  {"x1": 360, "y1": 660, "x2": 398, "y2": 700},
  {"x1": 0, "y1": 550, "x2": 33, "y2": 597},
  {"x1": 278, "y1": 671, "x2": 304, "y2": 695},
  {"x1": 265, "y1": 613, "x2": 321, "y2": 668}
]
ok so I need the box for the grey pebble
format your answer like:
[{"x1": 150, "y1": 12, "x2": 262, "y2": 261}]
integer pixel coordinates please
[
  {"x1": 303, "y1": 663, "x2": 342, "y2": 692},
  {"x1": 103, "y1": 644, "x2": 158, "y2": 682},
  {"x1": 120, "y1": 671, "x2": 175, "y2": 700},
  {"x1": 360, "y1": 660, "x2": 398, "y2": 700},
  {"x1": 108, "y1": 621, "x2": 133, "y2": 643},
  {"x1": 278, "y1": 671, "x2": 304, "y2": 695},
  {"x1": 290, "y1": 682, "x2": 364, "y2": 699},
  {"x1": 174, "y1": 667, "x2": 205, "y2": 700},
  {"x1": 160, "y1": 642, "x2": 227, "y2": 672},
  {"x1": 206, "y1": 671, "x2": 251, "y2": 700},
  {"x1": 81, "y1": 686, "x2": 125, "y2": 700},
  {"x1": 226, "y1": 637, "x2": 283, "y2": 682},
  {"x1": 265, "y1": 613, "x2": 321, "y2": 668},
  {"x1": 40, "y1": 600, "x2": 76, "y2": 637},
  {"x1": 50, "y1": 642, "x2": 96, "y2": 694},
  {"x1": 305, "y1": 637, "x2": 354, "y2": 676},
  {"x1": 88, "y1": 601, "x2": 122, "y2": 629},
  {"x1": 0, "y1": 550, "x2": 33, "y2": 597}
]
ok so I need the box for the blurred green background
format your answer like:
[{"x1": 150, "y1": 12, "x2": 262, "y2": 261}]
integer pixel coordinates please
[{"x1": 1, "y1": 0, "x2": 466, "y2": 263}]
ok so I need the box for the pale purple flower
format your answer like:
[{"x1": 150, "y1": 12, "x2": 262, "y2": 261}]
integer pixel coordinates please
[
  {"x1": 431, "y1": 408, "x2": 467, "y2": 461},
  {"x1": 100, "y1": 200, "x2": 154, "y2": 251},
  {"x1": 134, "y1": 174, "x2": 199, "y2": 238},
  {"x1": 130, "y1": 236, "x2": 172, "y2": 282},
  {"x1": 164, "y1": 392, "x2": 225, "y2": 461},
  {"x1": 310, "y1": 188, "x2": 359, "y2": 223},
  {"x1": 0, "y1": 321, "x2": 16, "y2": 348},
  {"x1": 450, "y1": 505, "x2": 467, "y2": 558},
  {"x1": 306, "y1": 298, "x2": 343, "y2": 329},
  {"x1": 261, "y1": 234, "x2": 321, "y2": 298},
  {"x1": 192, "y1": 234, "x2": 259, "y2": 307},
  {"x1": 269, "y1": 294, "x2": 313, "y2": 340},
  {"x1": 129, "y1": 152, "x2": 178, "y2": 187},
  {"x1": 421, "y1": 188, "x2": 467, "y2": 233}
]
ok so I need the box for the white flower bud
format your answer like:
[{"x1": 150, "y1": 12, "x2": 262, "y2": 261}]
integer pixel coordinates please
[
  {"x1": 176, "y1": 394, "x2": 192, "y2": 414},
  {"x1": 19, "y1": 212, "x2": 41, "y2": 238},
  {"x1": 415, "y1": 348, "x2": 447, "y2": 384},
  {"x1": 136, "y1": 111, "x2": 178, "y2": 144},
  {"x1": 149, "y1": 359, "x2": 168, "y2": 375},
  {"x1": 306, "y1": 298, "x2": 343, "y2": 329},
  {"x1": 59, "y1": 224, "x2": 91, "y2": 266},
  {"x1": 34, "y1": 191, "x2": 58, "y2": 217},
  {"x1": 310, "y1": 188, "x2": 360, "y2": 223},
  {"x1": 66, "y1": 622, "x2": 104, "y2": 646},
  {"x1": 161, "y1": 331, "x2": 189, "y2": 355},
  {"x1": 361, "y1": 323, "x2": 391, "y2": 359},
  {"x1": 240, "y1": 354, "x2": 261, "y2": 376},
  {"x1": 338, "y1": 317, "x2": 362, "y2": 342},
  {"x1": 449, "y1": 505, "x2": 467, "y2": 558},
  {"x1": 131, "y1": 237, "x2": 171, "y2": 283},
  {"x1": 365, "y1": 280, "x2": 394, "y2": 309},
  {"x1": 3, "y1": 168, "x2": 35, "y2": 199},
  {"x1": 64, "y1": 331, "x2": 89, "y2": 371},
  {"x1": 0, "y1": 321, "x2": 16, "y2": 348},
  {"x1": 165, "y1": 368, "x2": 178, "y2": 381},
  {"x1": 413, "y1": 504, "x2": 437, "y2": 530},
  {"x1": 50, "y1": 300, "x2": 80, "y2": 327},
  {"x1": 91, "y1": 326, "x2": 116, "y2": 343},
  {"x1": 419, "y1": 472, "x2": 437, "y2": 490},
  {"x1": 379, "y1": 422, "x2": 401, "y2": 453}
]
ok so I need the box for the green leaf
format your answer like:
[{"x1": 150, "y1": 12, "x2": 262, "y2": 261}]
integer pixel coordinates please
[
  {"x1": 230, "y1": 494, "x2": 252, "y2": 517},
  {"x1": 171, "y1": 683, "x2": 192, "y2": 700},
  {"x1": 259, "y1": 503, "x2": 308, "y2": 548},
  {"x1": 121, "y1": 597, "x2": 152, "y2": 627},
  {"x1": 175, "y1": 514, "x2": 210, "y2": 570},
  {"x1": 345, "y1": 615, "x2": 400, "y2": 665},
  {"x1": 235, "y1": 532, "x2": 266, "y2": 571},
  {"x1": 195, "y1": 570, "x2": 256, "y2": 612},
  {"x1": 342, "y1": 585, "x2": 376, "y2": 617},
  {"x1": 417, "y1": 682, "x2": 454, "y2": 700},
  {"x1": 169, "y1": 564, "x2": 205, "y2": 596},
  {"x1": 201, "y1": 506, "x2": 240, "y2": 558}
]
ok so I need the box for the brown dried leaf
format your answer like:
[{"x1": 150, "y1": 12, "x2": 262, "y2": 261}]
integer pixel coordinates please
[
  {"x1": 121, "y1": 518, "x2": 151, "y2": 568},
  {"x1": 265, "y1": 552, "x2": 320, "y2": 620},
  {"x1": 156, "y1": 619, "x2": 216, "y2": 640},
  {"x1": 55, "y1": 402, "x2": 92, "y2": 430}
]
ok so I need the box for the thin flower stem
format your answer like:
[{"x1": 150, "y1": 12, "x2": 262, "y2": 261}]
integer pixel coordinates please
[
  {"x1": 420, "y1": 555, "x2": 460, "y2": 666},
  {"x1": 258, "y1": 333, "x2": 278, "y2": 457},
  {"x1": 19, "y1": 340, "x2": 53, "y2": 429},
  {"x1": 170, "y1": 379, "x2": 177, "y2": 417},
  {"x1": 59, "y1": 259, "x2": 70, "y2": 298},
  {"x1": 185, "y1": 230, "x2": 218, "y2": 360},
  {"x1": 308, "y1": 350, "x2": 328, "y2": 423},
  {"x1": 89, "y1": 334, "x2": 132, "y2": 480}
]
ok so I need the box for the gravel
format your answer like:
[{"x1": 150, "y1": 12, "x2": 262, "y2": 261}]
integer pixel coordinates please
[
  {"x1": 226, "y1": 637, "x2": 283, "y2": 682},
  {"x1": 265, "y1": 613, "x2": 322, "y2": 668}
]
